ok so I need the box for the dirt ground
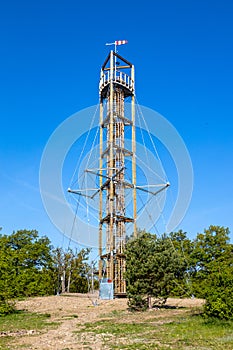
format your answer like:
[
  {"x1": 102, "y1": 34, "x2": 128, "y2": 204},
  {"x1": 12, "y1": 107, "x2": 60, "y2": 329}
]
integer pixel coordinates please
[{"x1": 10, "y1": 293, "x2": 204, "y2": 350}]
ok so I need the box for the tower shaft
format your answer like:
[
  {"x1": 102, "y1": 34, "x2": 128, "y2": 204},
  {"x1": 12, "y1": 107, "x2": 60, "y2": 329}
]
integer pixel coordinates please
[{"x1": 99, "y1": 51, "x2": 136, "y2": 296}]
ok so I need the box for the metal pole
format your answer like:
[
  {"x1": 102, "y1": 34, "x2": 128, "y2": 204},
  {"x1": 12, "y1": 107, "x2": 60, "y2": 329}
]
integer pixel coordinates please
[
  {"x1": 57, "y1": 264, "x2": 60, "y2": 295},
  {"x1": 91, "y1": 261, "x2": 94, "y2": 294}
]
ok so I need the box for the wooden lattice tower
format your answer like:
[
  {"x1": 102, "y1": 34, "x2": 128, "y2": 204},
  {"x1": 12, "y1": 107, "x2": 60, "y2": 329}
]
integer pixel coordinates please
[{"x1": 98, "y1": 50, "x2": 136, "y2": 296}]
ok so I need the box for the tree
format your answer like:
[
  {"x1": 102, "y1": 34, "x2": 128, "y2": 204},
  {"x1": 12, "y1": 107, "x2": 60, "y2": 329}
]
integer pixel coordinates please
[
  {"x1": 53, "y1": 247, "x2": 91, "y2": 294},
  {"x1": 190, "y1": 225, "x2": 232, "y2": 298},
  {"x1": 187, "y1": 225, "x2": 233, "y2": 320},
  {"x1": 203, "y1": 264, "x2": 233, "y2": 320},
  {"x1": 167, "y1": 230, "x2": 193, "y2": 296},
  {"x1": 0, "y1": 230, "x2": 16, "y2": 315},
  {"x1": 0, "y1": 229, "x2": 53, "y2": 314},
  {"x1": 125, "y1": 232, "x2": 184, "y2": 310},
  {"x1": 67, "y1": 248, "x2": 91, "y2": 293},
  {"x1": 0, "y1": 230, "x2": 55, "y2": 300},
  {"x1": 0, "y1": 229, "x2": 93, "y2": 315}
]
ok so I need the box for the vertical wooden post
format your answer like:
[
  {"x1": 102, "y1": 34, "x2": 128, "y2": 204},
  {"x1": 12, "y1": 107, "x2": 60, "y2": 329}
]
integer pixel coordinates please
[
  {"x1": 109, "y1": 50, "x2": 114, "y2": 281},
  {"x1": 131, "y1": 65, "x2": 137, "y2": 237},
  {"x1": 99, "y1": 93, "x2": 103, "y2": 281}
]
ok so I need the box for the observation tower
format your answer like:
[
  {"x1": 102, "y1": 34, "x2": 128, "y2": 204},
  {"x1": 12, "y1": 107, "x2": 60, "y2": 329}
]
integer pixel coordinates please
[
  {"x1": 98, "y1": 50, "x2": 136, "y2": 296},
  {"x1": 68, "y1": 45, "x2": 170, "y2": 297}
]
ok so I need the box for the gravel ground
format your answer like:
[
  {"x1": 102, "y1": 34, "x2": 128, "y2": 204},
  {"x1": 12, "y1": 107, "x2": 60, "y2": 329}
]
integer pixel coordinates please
[{"x1": 11, "y1": 293, "x2": 204, "y2": 350}]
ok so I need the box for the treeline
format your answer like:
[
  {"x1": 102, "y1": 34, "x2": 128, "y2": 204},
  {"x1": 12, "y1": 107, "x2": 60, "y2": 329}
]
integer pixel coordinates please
[
  {"x1": 0, "y1": 225, "x2": 232, "y2": 320},
  {"x1": 0, "y1": 229, "x2": 91, "y2": 315},
  {"x1": 125, "y1": 225, "x2": 233, "y2": 319}
]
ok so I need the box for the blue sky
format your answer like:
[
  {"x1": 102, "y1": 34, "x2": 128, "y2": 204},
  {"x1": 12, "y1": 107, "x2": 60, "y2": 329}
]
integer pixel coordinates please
[{"x1": 0, "y1": 0, "x2": 233, "y2": 249}]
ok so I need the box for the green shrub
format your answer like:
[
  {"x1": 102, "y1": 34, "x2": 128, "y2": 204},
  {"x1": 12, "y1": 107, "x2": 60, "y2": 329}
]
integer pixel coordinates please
[
  {"x1": 203, "y1": 268, "x2": 233, "y2": 320},
  {"x1": 125, "y1": 233, "x2": 185, "y2": 311},
  {"x1": 0, "y1": 299, "x2": 15, "y2": 316},
  {"x1": 127, "y1": 293, "x2": 149, "y2": 311}
]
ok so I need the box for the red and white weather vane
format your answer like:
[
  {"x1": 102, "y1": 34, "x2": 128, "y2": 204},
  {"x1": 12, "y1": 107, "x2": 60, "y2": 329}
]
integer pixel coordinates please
[{"x1": 106, "y1": 40, "x2": 128, "y2": 52}]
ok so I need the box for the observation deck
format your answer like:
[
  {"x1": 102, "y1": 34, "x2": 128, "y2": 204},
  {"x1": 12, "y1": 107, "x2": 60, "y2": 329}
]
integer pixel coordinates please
[
  {"x1": 99, "y1": 70, "x2": 134, "y2": 98},
  {"x1": 99, "y1": 51, "x2": 134, "y2": 99}
]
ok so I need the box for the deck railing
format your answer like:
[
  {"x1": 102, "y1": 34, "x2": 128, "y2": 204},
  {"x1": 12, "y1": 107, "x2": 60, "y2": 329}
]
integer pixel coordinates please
[{"x1": 99, "y1": 70, "x2": 134, "y2": 91}]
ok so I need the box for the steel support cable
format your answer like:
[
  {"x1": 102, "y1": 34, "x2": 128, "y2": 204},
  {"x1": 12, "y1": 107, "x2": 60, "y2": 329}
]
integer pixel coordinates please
[
  {"x1": 78, "y1": 127, "x2": 100, "y2": 187},
  {"x1": 132, "y1": 101, "x2": 168, "y2": 183},
  {"x1": 70, "y1": 176, "x2": 96, "y2": 223},
  {"x1": 135, "y1": 97, "x2": 168, "y2": 183},
  {"x1": 151, "y1": 188, "x2": 193, "y2": 297},
  {"x1": 69, "y1": 103, "x2": 99, "y2": 188},
  {"x1": 135, "y1": 105, "x2": 167, "y2": 183},
  {"x1": 136, "y1": 104, "x2": 154, "y2": 179},
  {"x1": 136, "y1": 188, "x2": 161, "y2": 237},
  {"x1": 67, "y1": 169, "x2": 87, "y2": 248},
  {"x1": 136, "y1": 187, "x2": 165, "y2": 220},
  {"x1": 69, "y1": 102, "x2": 105, "y2": 236},
  {"x1": 135, "y1": 98, "x2": 167, "y2": 180},
  {"x1": 124, "y1": 164, "x2": 165, "y2": 228},
  {"x1": 85, "y1": 164, "x2": 92, "y2": 240},
  {"x1": 65, "y1": 193, "x2": 79, "y2": 247},
  {"x1": 134, "y1": 101, "x2": 192, "y2": 290},
  {"x1": 135, "y1": 99, "x2": 182, "y2": 260},
  {"x1": 83, "y1": 128, "x2": 100, "y2": 172},
  {"x1": 81, "y1": 126, "x2": 101, "y2": 233},
  {"x1": 136, "y1": 190, "x2": 193, "y2": 300},
  {"x1": 135, "y1": 154, "x2": 167, "y2": 184},
  {"x1": 134, "y1": 99, "x2": 192, "y2": 289},
  {"x1": 68, "y1": 198, "x2": 80, "y2": 249},
  {"x1": 123, "y1": 167, "x2": 134, "y2": 220}
]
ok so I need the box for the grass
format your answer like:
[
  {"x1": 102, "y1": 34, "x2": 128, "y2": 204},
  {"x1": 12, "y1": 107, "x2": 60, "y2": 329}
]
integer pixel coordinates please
[
  {"x1": 0, "y1": 311, "x2": 59, "y2": 350},
  {"x1": 75, "y1": 309, "x2": 233, "y2": 349},
  {"x1": 0, "y1": 304, "x2": 232, "y2": 349}
]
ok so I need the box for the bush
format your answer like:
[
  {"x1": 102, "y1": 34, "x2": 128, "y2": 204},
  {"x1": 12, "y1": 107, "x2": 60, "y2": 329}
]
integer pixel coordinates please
[
  {"x1": 204, "y1": 297, "x2": 233, "y2": 320},
  {"x1": 125, "y1": 233, "x2": 185, "y2": 311},
  {"x1": 203, "y1": 268, "x2": 233, "y2": 320},
  {"x1": 127, "y1": 293, "x2": 149, "y2": 311},
  {"x1": 0, "y1": 299, "x2": 15, "y2": 316}
]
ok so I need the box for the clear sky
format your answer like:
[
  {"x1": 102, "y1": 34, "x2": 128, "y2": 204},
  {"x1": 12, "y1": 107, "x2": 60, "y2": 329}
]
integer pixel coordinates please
[{"x1": 0, "y1": 0, "x2": 233, "y2": 250}]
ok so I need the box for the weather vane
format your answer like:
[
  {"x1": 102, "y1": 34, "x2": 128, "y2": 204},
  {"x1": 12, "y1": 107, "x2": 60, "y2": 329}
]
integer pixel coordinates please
[{"x1": 105, "y1": 40, "x2": 128, "y2": 53}]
